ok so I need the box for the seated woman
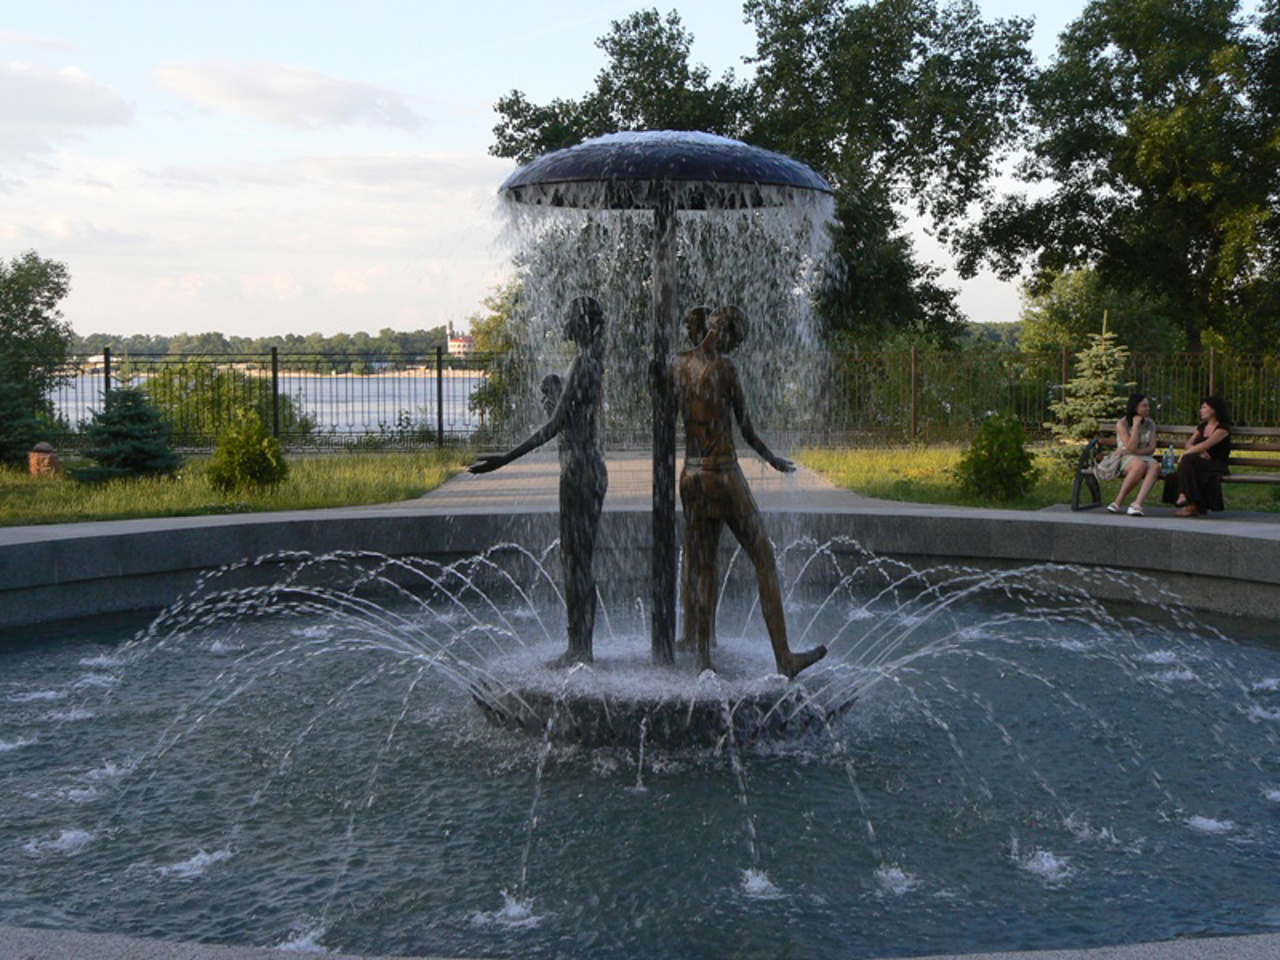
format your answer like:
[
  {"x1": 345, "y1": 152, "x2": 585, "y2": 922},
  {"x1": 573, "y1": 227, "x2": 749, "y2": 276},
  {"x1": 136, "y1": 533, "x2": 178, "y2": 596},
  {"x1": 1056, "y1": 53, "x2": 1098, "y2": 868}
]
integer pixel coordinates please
[
  {"x1": 1106, "y1": 393, "x2": 1161, "y2": 517},
  {"x1": 1161, "y1": 395, "x2": 1232, "y2": 517}
]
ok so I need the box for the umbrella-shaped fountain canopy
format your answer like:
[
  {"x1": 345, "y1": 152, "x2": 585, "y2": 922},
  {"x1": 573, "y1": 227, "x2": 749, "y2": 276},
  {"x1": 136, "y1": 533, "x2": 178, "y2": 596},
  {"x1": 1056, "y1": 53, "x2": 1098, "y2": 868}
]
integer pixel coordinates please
[
  {"x1": 498, "y1": 130, "x2": 833, "y2": 666},
  {"x1": 499, "y1": 130, "x2": 832, "y2": 210}
]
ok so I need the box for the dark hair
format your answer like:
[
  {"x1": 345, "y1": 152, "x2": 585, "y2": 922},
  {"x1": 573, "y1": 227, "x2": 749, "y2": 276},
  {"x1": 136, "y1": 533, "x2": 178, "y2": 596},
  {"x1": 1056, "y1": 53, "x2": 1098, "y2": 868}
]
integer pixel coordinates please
[
  {"x1": 1123, "y1": 393, "x2": 1147, "y2": 429},
  {"x1": 1200, "y1": 395, "x2": 1231, "y2": 429},
  {"x1": 711, "y1": 305, "x2": 749, "y2": 352}
]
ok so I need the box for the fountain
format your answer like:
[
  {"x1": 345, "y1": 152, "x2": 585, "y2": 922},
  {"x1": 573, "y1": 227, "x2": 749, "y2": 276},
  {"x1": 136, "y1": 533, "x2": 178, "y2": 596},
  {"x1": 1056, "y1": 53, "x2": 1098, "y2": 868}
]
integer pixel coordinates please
[
  {"x1": 498, "y1": 130, "x2": 834, "y2": 665},
  {"x1": 3, "y1": 131, "x2": 1280, "y2": 959},
  {"x1": 3, "y1": 541, "x2": 1280, "y2": 958}
]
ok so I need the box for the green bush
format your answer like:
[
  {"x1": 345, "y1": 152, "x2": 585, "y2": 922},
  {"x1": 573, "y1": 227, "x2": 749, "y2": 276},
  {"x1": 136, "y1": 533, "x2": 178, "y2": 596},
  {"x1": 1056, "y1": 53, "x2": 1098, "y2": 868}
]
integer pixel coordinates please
[
  {"x1": 0, "y1": 379, "x2": 41, "y2": 466},
  {"x1": 953, "y1": 414, "x2": 1039, "y2": 501},
  {"x1": 206, "y1": 412, "x2": 288, "y2": 493},
  {"x1": 72, "y1": 387, "x2": 182, "y2": 483}
]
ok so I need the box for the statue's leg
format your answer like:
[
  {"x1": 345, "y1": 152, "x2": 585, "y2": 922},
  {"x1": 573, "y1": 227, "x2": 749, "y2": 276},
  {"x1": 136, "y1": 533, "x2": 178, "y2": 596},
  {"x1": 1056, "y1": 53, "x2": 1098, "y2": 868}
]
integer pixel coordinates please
[
  {"x1": 560, "y1": 472, "x2": 605, "y2": 664},
  {"x1": 688, "y1": 513, "x2": 721, "y2": 674},
  {"x1": 725, "y1": 474, "x2": 826, "y2": 679}
]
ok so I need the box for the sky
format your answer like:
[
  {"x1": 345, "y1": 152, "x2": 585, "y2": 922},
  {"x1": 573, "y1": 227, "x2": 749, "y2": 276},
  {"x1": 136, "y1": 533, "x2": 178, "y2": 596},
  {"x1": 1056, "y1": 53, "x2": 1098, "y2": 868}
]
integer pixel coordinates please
[{"x1": 2, "y1": 0, "x2": 1081, "y2": 339}]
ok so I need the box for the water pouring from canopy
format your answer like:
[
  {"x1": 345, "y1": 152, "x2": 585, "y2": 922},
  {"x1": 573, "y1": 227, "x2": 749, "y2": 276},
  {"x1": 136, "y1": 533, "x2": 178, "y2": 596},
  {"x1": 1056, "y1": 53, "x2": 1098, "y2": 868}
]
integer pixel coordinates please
[{"x1": 498, "y1": 130, "x2": 834, "y2": 665}]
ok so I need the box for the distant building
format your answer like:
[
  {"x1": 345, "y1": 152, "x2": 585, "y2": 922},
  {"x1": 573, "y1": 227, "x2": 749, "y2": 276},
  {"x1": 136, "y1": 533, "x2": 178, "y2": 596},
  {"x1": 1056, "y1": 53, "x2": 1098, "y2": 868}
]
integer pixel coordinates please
[{"x1": 447, "y1": 322, "x2": 474, "y2": 356}]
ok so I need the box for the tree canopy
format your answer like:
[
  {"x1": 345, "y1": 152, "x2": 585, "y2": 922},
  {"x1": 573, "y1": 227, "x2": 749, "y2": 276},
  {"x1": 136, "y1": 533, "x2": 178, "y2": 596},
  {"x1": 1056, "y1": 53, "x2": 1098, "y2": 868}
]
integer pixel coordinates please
[
  {"x1": 0, "y1": 250, "x2": 73, "y2": 413},
  {"x1": 961, "y1": 0, "x2": 1280, "y2": 352},
  {"x1": 490, "y1": 2, "x2": 1034, "y2": 345}
]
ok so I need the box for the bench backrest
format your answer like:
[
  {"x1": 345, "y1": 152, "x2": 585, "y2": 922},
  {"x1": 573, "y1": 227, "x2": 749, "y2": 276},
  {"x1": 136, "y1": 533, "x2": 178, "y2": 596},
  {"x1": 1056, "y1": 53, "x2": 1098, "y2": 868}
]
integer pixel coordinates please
[{"x1": 1095, "y1": 422, "x2": 1280, "y2": 468}]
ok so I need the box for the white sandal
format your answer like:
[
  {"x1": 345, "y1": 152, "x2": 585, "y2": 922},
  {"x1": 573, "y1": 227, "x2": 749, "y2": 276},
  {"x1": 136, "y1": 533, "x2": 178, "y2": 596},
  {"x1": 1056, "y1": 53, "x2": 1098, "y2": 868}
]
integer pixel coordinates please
[
  {"x1": 1106, "y1": 502, "x2": 1122, "y2": 514},
  {"x1": 1127, "y1": 505, "x2": 1145, "y2": 517}
]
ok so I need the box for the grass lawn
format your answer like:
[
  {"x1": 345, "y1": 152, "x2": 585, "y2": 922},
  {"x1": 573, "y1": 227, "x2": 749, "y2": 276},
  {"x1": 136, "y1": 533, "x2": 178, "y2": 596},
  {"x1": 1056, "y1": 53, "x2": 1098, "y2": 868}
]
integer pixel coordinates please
[
  {"x1": 797, "y1": 444, "x2": 1280, "y2": 513},
  {"x1": 0, "y1": 449, "x2": 469, "y2": 526}
]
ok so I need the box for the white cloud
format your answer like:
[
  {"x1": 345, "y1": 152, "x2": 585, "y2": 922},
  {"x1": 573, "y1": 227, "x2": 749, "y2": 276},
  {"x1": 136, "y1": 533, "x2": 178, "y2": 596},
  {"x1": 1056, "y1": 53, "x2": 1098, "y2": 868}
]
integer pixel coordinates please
[
  {"x1": 0, "y1": 62, "x2": 132, "y2": 162},
  {"x1": 0, "y1": 31, "x2": 77, "y2": 53},
  {"x1": 330, "y1": 265, "x2": 388, "y2": 296},
  {"x1": 152, "y1": 60, "x2": 428, "y2": 131},
  {"x1": 242, "y1": 271, "x2": 303, "y2": 302}
]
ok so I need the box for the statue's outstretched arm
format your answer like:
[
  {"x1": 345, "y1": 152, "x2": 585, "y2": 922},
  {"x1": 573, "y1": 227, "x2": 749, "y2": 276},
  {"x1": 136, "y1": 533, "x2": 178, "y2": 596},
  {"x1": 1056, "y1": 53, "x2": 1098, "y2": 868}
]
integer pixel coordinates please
[{"x1": 469, "y1": 359, "x2": 578, "y2": 474}]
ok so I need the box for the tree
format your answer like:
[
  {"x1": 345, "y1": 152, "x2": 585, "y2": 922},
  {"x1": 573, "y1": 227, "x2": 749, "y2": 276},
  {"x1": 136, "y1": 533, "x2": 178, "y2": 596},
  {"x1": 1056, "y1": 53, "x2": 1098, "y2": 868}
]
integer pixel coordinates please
[
  {"x1": 0, "y1": 251, "x2": 73, "y2": 414},
  {"x1": 72, "y1": 387, "x2": 183, "y2": 483},
  {"x1": 466, "y1": 281, "x2": 533, "y2": 437},
  {"x1": 745, "y1": 0, "x2": 1034, "y2": 342},
  {"x1": 1046, "y1": 323, "x2": 1134, "y2": 455},
  {"x1": 491, "y1": 4, "x2": 1035, "y2": 346},
  {"x1": 962, "y1": 0, "x2": 1280, "y2": 352},
  {"x1": 1019, "y1": 269, "x2": 1184, "y2": 354},
  {"x1": 491, "y1": 9, "x2": 755, "y2": 163}
]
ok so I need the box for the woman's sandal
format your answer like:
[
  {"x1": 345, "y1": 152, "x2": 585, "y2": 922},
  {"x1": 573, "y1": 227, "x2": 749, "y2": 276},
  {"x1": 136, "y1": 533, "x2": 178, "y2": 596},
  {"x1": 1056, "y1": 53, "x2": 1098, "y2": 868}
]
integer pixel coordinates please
[
  {"x1": 1106, "y1": 502, "x2": 1122, "y2": 514},
  {"x1": 1126, "y1": 505, "x2": 1145, "y2": 517}
]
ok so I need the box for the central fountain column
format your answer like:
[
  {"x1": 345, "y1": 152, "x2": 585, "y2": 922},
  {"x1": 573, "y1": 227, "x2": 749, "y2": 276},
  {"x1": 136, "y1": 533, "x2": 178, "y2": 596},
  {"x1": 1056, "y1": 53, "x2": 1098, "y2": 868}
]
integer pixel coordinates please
[{"x1": 651, "y1": 187, "x2": 678, "y2": 665}]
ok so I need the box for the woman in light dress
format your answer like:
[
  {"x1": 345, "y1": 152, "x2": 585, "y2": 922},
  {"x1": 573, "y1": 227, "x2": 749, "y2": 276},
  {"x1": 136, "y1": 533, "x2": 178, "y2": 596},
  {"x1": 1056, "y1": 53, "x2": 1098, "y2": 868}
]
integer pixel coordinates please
[{"x1": 1106, "y1": 393, "x2": 1161, "y2": 517}]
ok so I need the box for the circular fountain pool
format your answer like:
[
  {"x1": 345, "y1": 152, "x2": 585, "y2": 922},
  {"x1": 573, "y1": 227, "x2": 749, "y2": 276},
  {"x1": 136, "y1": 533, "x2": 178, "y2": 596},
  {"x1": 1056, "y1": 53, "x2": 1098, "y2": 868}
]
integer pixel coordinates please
[{"x1": 2, "y1": 543, "x2": 1279, "y2": 958}]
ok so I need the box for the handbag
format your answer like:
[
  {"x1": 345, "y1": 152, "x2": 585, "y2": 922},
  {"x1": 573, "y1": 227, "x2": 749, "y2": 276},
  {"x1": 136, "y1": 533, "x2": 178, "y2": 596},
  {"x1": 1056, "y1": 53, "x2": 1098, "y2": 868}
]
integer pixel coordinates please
[{"x1": 1094, "y1": 449, "x2": 1123, "y2": 481}]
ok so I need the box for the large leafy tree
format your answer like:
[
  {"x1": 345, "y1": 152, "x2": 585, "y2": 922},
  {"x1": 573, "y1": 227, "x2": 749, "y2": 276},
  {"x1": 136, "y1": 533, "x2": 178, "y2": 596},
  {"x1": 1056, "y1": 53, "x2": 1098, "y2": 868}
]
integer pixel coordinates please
[
  {"x1": 491, "y1": 3, "x2": 1034, "y2": 345},
  {"x1": 491, "y1": 9, "x2": 756, "y2": 163},
  {"x1": 961, "y1": 0, "x2": 1280, "y2": 352},
  {"x1": 1019, "y1": 268, "x2": 1184, "y2": 355},
  {"x1": 0, "y1": 250, "x2": 73, "y2": 414}
]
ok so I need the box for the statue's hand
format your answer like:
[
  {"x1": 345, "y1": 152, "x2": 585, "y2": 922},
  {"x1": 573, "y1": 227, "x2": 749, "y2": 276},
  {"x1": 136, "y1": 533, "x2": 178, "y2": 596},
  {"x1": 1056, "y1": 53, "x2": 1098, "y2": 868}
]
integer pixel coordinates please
[
  {"x1": 468, "y1": 456, "x2": 505, "y2": 474},
  {"x1": 771, "y1": 456, "x2": 795, "y2": 473}
]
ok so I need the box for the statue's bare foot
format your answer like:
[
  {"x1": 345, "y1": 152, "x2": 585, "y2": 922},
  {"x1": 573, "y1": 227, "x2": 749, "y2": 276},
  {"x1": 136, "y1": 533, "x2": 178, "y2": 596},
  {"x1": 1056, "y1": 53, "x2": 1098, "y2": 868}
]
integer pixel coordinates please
[{"x1": 780, "y1": 645, "x2": 827, "y2": 680}]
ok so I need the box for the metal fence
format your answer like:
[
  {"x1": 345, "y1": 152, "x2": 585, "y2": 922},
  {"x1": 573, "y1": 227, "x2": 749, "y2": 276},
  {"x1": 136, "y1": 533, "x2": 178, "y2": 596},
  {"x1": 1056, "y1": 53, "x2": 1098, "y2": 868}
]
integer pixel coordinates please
[
  {"x1": 50, "y1": 349, "x2": 494, "y2": 450},
  {"x1": 43, "y1": 347, "x2": 1280, "y2": 451},
  {"x1": 805, "y1": 347, "x2": 1280, "y2": 444}
]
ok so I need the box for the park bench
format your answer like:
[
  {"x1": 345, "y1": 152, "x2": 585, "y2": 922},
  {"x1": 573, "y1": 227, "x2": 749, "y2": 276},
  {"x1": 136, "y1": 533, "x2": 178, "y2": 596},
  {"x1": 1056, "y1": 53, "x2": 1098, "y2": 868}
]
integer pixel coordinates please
[{"x1": 1072, "y1": 423, "x2": 1280, "y2": 511}]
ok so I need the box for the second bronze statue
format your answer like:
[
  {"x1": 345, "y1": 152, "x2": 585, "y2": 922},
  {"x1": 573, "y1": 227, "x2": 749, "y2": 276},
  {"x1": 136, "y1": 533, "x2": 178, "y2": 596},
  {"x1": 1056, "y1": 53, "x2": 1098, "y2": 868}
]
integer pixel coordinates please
[
  {"x1": 468, "y1": 296, "x2": 608, "y2": 666},
  {"x1": 671, "y1": 305, "x2": 827, "y2": 680}
]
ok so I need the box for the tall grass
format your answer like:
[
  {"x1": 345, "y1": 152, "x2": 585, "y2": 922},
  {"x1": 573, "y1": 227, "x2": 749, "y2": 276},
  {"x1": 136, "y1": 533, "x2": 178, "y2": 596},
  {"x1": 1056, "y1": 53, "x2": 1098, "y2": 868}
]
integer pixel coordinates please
[{"x1": 0, "y1": 450, "x2": 468, "y2": 526}]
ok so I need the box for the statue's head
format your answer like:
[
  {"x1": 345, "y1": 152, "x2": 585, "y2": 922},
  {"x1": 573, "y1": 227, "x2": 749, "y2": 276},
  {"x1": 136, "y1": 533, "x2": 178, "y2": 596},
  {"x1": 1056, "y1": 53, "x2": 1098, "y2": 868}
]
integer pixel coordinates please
[
  {"x1": 684, "y1": 306, "x2": 711, "y2": 346},
  {"x1": 564, "y1": 296, "x2": 605, "y2": 346},
  {"x1": 710, "y1": 305, "x2": 748, "y2": 353}
]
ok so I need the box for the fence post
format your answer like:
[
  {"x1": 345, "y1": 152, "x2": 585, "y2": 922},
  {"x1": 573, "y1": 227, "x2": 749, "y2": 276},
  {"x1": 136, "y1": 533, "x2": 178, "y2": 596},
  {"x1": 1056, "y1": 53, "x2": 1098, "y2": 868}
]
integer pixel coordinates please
[
  {"x1": 103, "y1": 347, "x2": 112, "y2": 398},
  {"x1": 436, "y1": 346, "x2": 444, "y2": 448},
  {"x1": 910, "y1": 343, "x2": 918, "y2": 441},
  {"x1": 271, "y1": 347, "x2": 280, "y2": 438},
  {"x1": 1209, "y1": 346, "x2": 1216, "y2": 397}
]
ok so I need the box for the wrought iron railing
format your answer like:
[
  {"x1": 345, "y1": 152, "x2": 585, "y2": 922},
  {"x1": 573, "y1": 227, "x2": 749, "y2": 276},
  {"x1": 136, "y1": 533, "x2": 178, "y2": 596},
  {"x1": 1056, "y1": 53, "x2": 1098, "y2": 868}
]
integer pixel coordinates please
[{"x1": 41, "y1": 347, "x2": 1280, "y2": 451}]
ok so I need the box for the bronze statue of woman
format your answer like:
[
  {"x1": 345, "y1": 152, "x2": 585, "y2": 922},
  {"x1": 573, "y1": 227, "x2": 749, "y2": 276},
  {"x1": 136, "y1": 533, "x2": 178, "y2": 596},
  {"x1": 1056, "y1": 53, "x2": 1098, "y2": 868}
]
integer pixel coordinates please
[
  {"x1": 671, "y1": 305, "x2": 826, "y2": 679},
  {"x1": 469, "y1": 297, "x2": 608, "y2": 665}
]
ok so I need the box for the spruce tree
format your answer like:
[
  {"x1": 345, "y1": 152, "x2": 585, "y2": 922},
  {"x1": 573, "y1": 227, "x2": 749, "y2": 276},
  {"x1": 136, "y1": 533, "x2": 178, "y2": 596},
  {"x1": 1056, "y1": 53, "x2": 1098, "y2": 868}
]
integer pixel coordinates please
[
  {"x1": 1046, "y1": 317, "x2": 1134, "y2": 457},
  {"x1": 72, "y1": 387, "x2": 182, "y2": 482}
]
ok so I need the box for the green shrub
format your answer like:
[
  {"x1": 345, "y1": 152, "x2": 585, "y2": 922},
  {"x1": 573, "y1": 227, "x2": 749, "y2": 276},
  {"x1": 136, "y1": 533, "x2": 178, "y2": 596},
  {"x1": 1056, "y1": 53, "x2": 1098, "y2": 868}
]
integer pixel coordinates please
[
  {"x1": 953, "y1": 414, "x2": 1039, "y2": 501},
  {"x1": 0, "y1": 379, "x2": 41, "y2": 466},
  {"x1": 206, "y1": 412, "x2": 288, "y2": 493},
  {"x1": 72, "y1": 387, "x2": 182, "y2": 483}
]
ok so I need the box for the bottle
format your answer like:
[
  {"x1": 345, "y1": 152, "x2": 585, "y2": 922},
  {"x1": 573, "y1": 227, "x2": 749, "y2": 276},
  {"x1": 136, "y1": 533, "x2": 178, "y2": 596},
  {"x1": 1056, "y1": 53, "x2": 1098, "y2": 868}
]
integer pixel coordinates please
[{"x1": 1162, "y1": 445, "x2": 1175, "y2": 474}]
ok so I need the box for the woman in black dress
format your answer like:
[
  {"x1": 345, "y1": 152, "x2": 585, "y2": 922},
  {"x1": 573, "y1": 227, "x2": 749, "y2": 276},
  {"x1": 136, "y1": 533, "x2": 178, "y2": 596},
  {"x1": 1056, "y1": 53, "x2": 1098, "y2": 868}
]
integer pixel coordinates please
[{"x1": 1162, "y1": 395, "x2": 1231, "y2": 517}]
